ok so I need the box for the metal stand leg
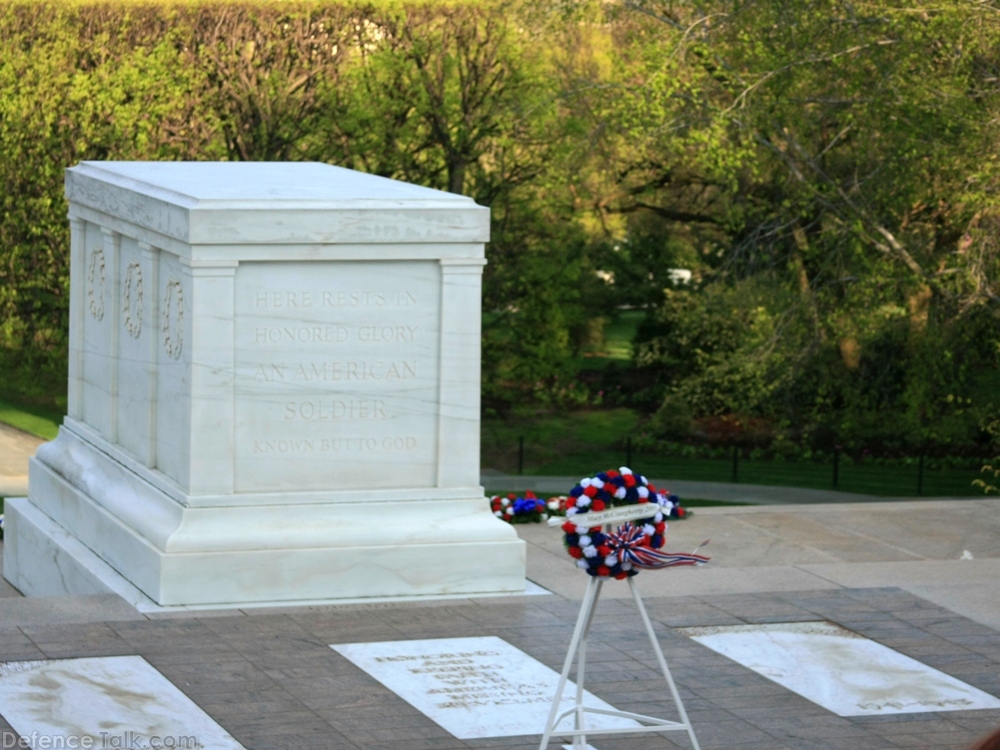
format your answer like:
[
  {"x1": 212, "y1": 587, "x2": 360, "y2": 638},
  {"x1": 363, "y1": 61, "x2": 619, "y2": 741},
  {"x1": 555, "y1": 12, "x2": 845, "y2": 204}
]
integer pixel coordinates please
[
  {"x1": 538, "y1": 576, "x2": 700, "y2": 750},
  {"x1": 573, "y1": 578, "x2": 602, "y2": 749},
  {"x1": 629, "y1": 577, "x2": 701, "y2": 750},
  {"x1": 539, "y1": 577, "x2": 602, "y2": 750}
]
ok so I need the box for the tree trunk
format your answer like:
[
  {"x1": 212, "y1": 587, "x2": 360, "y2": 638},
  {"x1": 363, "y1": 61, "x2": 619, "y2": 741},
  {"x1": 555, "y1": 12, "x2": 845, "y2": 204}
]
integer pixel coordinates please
[{"x1": 447, "y1": 157, "x2": 467, "y2": 195}]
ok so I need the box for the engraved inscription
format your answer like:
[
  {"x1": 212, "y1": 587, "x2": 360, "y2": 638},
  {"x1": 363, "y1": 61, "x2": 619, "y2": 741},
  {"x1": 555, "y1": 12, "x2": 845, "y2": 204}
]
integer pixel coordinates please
[
  {"x1": 122, "y1": 262, "x2": 143, "y2": 338},
  {"x1": 253, "y1": 361, "x2": 417, "y2": 382},
  {"x1": 284, "y1": 399, "x2": 388, "y2": 421},
  {"x1": 250, "y1": 325, "x2": 419, "y2": 343},
  {"x1": 357, "y1": 325, "x2": 418, "y2": 342},
  {"x1": 251, "y1": 290, "x2": 418, "y2": 308},
  {"x1": 234, "y1": 261, "x2": 441, "y2": 492},
  {"x1": 393, "y1": 649, "x2": 550, "y2": 710},
  {"x1": 254, "y1": 326, "x2": 348, "y2": 344},
  {"x1": 330, "y1": 637, "x2": 639, "y2": 740},
  {"x1": 252, "y1": 436, "x2": 419, "y2": 453},
  {"x1": 87, "y1": 247, "x2": 106, "y2": 321},
  {"x1": 162, "y1": 279, "x2": 183, "y2": 359}
]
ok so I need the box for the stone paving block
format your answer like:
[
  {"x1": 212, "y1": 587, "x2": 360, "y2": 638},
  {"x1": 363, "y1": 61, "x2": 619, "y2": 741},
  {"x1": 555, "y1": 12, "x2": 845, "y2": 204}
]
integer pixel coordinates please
[
  {"x1": 788, "y1": 738, "x2": 898, "y2": 750},
  {"x1": 919, "y1": 618, "x2": 1000, "y2": 636},
  {"x1": 196, "y1": 697, "x2": 306, "y2": 715},
  {"x1": 200, "y1": 614, "x2": 312, "y2": 636},
  {"x1": 693, "y1": 688, "x2": 812, "y2": 711},
  {"x1": 347, "y1": 737, "x2": 470, "y2": 750},
  {"x1": 0, "y1": 633, "x2": 39, "y2": 648},
  {"x1": 0, "y1": 645, "x2": 46, "y2": 661},
  {"x1": 28, "y1": 641, "x2": 140, "y2": 659},
  {"x1": 884, "y1": 731, "x2": 980, "y2": 748},
  {"x1": 326, "y1": 712, "x2": 448, "y2": 732},
  {"x1": 296, "y1": 622, "x2": 405, "y2": 643},
  {"x1": 682, "y1": 718, "x2": 777, "y2": 745},
  {"x1": 17, "y1": 621, "x2": 121, "y2": 641},
  {"x1": 800, "y1": 592, "x2": 882, "y2": 607},
  {"x1": 471, "y1": 605, "x2": 569, "y2": 627},
  {"x1": 648, "y1": 609, "x2": 745, "y2": 628},
  {"x1": 764, "y1": 719, "x2": 874, "y2": 740},
  {"x1": 724, "y1": 704, "x2": 831, "y2": 723},
  {"x1": 564, "y1": 737, "x2": 685, "y2": 750},
  {"x1": 144, "y1": 608, "x2": 245, "y2": 620},
  {"x1": 232, "y1": 730, "x2": 360, "y2": 750},
  {"x1": 828, "y1": 610, "x2": 899, "y2": 623},
  {"x1": 133, "y1": 644, "x2": 244, "y2": 664},
  {"x1": 888, "y1": 638, "x2": 983, "y2": 660},
  {"x1": 860, "y1": 716, "x2": 972, "y2": 737},
  {"x1": 225, "y1": 712, "x2": 334, "y2": 733},
  {"x1": 465, "y1": 740, "x2": 569, "y2": 750},
  {"x1": 239, "y1": 652, "x2": 342, "y2": 673},
  {"x1": 736, "y1": 612, "x2": 823, "y2": 624},
  {"x1": 352, "y1": 724, "x2": 460, "y2": 743},
  {"x1": 946, "y1": 712, "x2": 1000, "y2": 734}
]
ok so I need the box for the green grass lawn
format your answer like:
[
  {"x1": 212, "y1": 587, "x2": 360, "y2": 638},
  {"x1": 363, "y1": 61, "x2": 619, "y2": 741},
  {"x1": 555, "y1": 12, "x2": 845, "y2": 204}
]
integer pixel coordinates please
[
  {"x1": 0, "y1": 397, "x2": 62, "y2": 440},
  {"x1": 578, "y1": 310, "x2": 644, "y2": 370},
  {"x1": 482, "y1": 407, "x2": 640, "y2": 473}
]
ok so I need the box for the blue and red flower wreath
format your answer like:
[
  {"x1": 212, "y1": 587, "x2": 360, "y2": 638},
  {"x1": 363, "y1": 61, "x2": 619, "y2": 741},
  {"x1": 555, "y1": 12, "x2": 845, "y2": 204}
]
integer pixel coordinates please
[
  {"x1": 491, "y1": 491, "x2": 548, "y2": 523},
  {"x1": 560, "y1": 467, "x2": 708, "y2": 579}
]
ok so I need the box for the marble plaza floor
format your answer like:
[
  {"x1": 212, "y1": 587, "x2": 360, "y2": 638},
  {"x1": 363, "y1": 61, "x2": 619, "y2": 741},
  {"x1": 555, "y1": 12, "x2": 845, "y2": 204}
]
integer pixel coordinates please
[{"x1": 0, "y1": 497, "x2": 999, "y2": 749}]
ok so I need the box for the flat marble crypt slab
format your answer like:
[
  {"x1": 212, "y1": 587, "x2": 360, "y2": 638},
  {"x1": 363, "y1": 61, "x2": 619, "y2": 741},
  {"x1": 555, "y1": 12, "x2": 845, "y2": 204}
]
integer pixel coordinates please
[
  {"x1": 0, "y1": 655, "x2": 244, "y2": 749},
  {"x1": 679, "y1": 621, "x2": 1000, "y2": 717},
  {"x1": 331, "y1": 636, "x2": 640, "y2": 739}
]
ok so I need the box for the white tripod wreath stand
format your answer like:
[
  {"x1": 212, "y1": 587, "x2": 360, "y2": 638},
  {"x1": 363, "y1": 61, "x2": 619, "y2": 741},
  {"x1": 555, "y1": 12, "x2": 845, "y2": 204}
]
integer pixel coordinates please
[{"x1": 538, "y1": 514, "x2": 703, "y2": 750}]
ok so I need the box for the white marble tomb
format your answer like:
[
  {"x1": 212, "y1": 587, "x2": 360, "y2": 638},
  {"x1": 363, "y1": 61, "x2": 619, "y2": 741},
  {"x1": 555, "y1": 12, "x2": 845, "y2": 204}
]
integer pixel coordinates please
[
  {"x1": 680, "y1": 621, "x2": 1000, "y2": 717},
  {"x1": 3, "y1": 161, "x2": 525, "y2": 606},
  {"x1": 0, "y1": 656, "x2": 244, "y2": 749},
  {"x1": 330, "y1": 636, "x2": 639, "y2": 739}
]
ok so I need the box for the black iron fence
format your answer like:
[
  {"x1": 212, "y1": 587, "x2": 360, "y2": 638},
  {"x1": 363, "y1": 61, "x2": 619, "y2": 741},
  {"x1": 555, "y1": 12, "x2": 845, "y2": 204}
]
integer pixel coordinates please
[{"x1": 487, "y1": 436, "x2": 994, "y2": 498}]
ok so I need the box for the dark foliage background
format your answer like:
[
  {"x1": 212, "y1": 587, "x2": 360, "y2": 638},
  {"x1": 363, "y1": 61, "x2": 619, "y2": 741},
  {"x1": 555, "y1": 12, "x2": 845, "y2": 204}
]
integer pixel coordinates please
[{"x1": 2, "y1": 0, "x2": 999, "y2": 457}]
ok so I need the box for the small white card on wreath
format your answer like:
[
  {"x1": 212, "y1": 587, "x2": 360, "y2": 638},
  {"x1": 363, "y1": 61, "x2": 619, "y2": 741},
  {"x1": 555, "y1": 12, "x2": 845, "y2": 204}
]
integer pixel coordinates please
[{"x1": 548, "y1": 503, "x2": 656, "y2": 528}]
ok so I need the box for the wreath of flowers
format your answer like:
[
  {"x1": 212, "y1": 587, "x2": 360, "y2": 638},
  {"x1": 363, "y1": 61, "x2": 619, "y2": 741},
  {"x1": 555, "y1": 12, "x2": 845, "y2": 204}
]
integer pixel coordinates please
[
  {"x1": 490, "y1": 491, "x2": 548, "y2": 523},
  {"x1": 545, "y1": 496, "x2": 570, "y2": 517},
  {"x1": 560, "y1": 467, "x2": 706, "y2": 579}
]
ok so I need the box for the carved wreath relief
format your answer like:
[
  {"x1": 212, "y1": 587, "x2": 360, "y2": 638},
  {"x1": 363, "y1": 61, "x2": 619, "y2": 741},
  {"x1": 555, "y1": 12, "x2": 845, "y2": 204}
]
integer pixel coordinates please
[
  {"x1": 86, "y1": 247, "x2": 106, "y2": 321},
  {"x1": 122, "y1": 262, "x2": 143, "y2": 338},
  {"x1": 162, "y1": 279, "x2": 184, "y2": 359}
]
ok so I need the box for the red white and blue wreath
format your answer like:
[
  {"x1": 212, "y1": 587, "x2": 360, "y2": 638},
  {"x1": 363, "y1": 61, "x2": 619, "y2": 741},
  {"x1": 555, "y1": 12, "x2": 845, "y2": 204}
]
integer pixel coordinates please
[
  {"x1": 560, "y1": 467, "x2": 709, "y2": 579},
  {"x1": 491, "y1": 491, "x2": 548, "y2": 523}
]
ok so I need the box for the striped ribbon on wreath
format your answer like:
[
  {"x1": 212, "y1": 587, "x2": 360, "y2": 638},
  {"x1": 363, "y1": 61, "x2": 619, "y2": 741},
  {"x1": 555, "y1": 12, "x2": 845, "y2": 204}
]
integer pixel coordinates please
[{"x1": 608, "y1": 523, "x2": 710, "y2": 570}]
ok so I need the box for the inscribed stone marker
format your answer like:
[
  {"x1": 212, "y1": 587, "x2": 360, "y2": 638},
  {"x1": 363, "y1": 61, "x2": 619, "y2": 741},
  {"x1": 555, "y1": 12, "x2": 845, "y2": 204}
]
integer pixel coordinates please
[
  {"x1": 331, "y1": 636, "x2": 639, "y2": 739},
  {"x1": 0, "y1": 656, "x2": 245, "y2": 749},
  {"x1": 680, "y1": 621, "x2": 1000, "y2": 716},
  {"x1": 235, "y1": 260, "x2": 441, "y2": 491}
]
